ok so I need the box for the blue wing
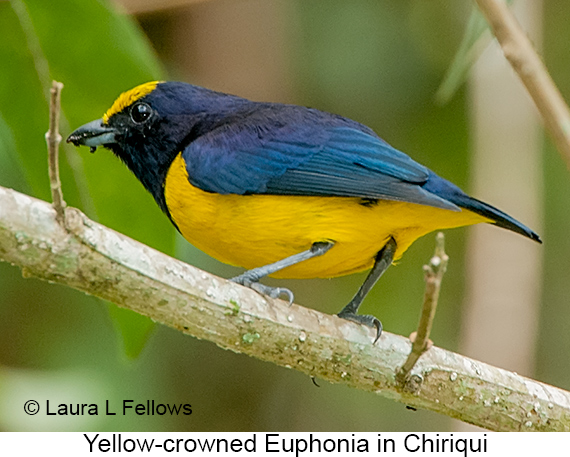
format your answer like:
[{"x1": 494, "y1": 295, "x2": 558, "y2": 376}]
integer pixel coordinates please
[{"x1": 181, "y1": 106, "x2": 459, "y2": 211}]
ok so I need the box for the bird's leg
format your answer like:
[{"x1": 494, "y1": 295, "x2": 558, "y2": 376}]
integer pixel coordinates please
[
  {"x1": 231, "y1": 241, "x2": 334, "y2": 304},
  {"x1": 338, "y1": 237, "x2": 397, "y2": 342}
]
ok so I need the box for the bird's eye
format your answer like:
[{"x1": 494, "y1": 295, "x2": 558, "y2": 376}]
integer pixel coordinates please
[{"x1": 130, "y1": 103, "x2": 152, "y2": 124}]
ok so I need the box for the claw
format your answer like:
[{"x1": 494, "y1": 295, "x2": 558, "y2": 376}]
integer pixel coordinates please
[
  {"x1": 231, "y1": 276, "x2": 295, "y2": 304},
  {"x1": 338, "y1": 311, "x2": 383, "y2": 343},
  {"x1": 250, "y1": 282, "x2": 295, "y2": 305},
  {"x1": 276, "y1": 287, "x2": 294, "y2": 305}
]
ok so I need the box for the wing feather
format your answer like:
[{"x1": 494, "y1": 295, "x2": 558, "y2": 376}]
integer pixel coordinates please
[{"x1": 181, "y1": 107, "x2": 458, "y2": 211}]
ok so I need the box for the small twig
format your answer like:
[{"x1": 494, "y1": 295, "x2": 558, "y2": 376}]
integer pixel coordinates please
[
  {"x1": 475, "y1": 0, "x2": 570, "y2": 170},
  {"x1": 45, "y1": 80, "x2": 66, "y2": 225},
  {"x1": 397, "y1": 232, "x2": 449, "y2": 388}
]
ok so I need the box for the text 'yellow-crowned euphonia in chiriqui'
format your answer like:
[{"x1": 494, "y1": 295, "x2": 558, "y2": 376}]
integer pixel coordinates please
[{"x1": 68, "y1": 81, "x2": 541, "y2": 340}]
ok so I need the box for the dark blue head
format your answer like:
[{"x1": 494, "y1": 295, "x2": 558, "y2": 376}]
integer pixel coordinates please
[{"x1": 67, "y1": 81, "x2": 251, "y2": 211}]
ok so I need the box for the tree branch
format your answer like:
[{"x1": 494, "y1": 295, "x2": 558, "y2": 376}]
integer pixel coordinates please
[
  {"x1": 0, "y1": 185, "x2": 568, "y2": 431},
  {"x1": 475, "y1": 0, "x2": 570, "y2": 169}
]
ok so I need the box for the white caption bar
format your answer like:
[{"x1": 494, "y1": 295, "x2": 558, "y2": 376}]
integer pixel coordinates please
[{"x1": 1, "y1": 432, "x2": 568, "y2": 456}]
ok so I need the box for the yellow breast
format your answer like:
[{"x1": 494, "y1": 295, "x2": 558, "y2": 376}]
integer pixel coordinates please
[{"x1": 164, "y1": 153, "x2": 489, "y2": 278}]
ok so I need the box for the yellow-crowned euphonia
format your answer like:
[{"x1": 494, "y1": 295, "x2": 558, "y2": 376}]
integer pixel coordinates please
[{"x1": 67, "y1": 81, "x2": 541, "y2": 340}]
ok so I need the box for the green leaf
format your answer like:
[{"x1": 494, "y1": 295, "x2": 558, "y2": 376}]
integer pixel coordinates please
[
  {"x1": 435, "y1": 5, "x2": 491, "y2": 104},
  {"x1": 108, "y1": 305, "x2": 156, "y2": 360},
  {"x1": 0, "y1": 112, "x2": 29, "y2": 191},
  {"x1": 0, "y1": 2, "x2": 52, "y2": 199},
  {"x1": 1, "y1": 0, "x2": 175, "y2": 358},
  {"x1": 435, "y1": 0, "x2": 514, "y2": 104}
]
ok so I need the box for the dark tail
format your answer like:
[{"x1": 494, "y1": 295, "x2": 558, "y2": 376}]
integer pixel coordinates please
[{"x1": 423, "y1": 172, "x2": 542, "y2": 244}]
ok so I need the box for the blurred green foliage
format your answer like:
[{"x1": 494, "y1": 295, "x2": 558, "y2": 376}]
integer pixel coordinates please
[
  {"x1": 435, "y1": 5, "x2": 492, "y2": 104},
  {"x1": 435, "y1": 0, "x2": 513, "y2": 104},
  {"x1": 0, "y1": 0, "x2": 173, "y2": 359},
  {"x1": 0, "y1": 0, "x2": 569, "y2": 433},
  {"x1": 536, "y1": 0, "x2": 570, "y2": 393}
]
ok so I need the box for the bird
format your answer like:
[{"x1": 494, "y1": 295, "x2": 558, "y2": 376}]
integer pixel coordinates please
[{"x1": 67, "y1": 81, "x2": 541, "y2": 341}]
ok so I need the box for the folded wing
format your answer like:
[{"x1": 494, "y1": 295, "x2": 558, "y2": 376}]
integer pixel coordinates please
[{"x1": 181, "y1": 108, "x2": 459, "y2": 211}]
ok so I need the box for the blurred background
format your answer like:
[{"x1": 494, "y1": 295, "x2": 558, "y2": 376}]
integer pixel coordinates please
[{"x1": 0, "y1": 0, "x2": 568, "y2": 431}]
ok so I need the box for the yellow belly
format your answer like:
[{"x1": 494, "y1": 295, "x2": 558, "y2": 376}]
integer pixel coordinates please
[{"x1": 164, "y1": 153, "x2": 489, "y2": 278}]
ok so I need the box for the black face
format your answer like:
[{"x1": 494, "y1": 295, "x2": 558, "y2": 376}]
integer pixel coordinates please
[
  {"x1": 106, "y1": 103, "x2": 157, "y2": 151},
  {"x1": 101, "y1": 104, "x2": 175, "y2": 214},
  {"x1": 67, "y1": 81, "x2": 251, "y2": 214}
]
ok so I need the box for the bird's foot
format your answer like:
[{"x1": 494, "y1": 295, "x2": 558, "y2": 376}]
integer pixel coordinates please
[
  {"x1": 230, "y1": 275, "x2": 294, "y2": 305},
  {"x1": 337, "y1": 310, "x2": 383, "y2": 343},
  {"x1": 250, "y1": 282, "x2": 295, "y2": 304}
]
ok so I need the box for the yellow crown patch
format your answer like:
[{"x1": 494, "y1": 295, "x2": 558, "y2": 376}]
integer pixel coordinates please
[{"x1": 103, "y1": 81, "x2": 160, "y2": 124}]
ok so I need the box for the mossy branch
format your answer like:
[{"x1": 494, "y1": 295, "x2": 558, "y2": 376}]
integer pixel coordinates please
[{"x1": 0, "y1": 185, "x2": 568, "y2": 431}]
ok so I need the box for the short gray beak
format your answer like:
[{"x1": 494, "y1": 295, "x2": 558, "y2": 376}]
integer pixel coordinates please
[{"x1": 66, "y1": 119, "x2": 118, "y2": 151}]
